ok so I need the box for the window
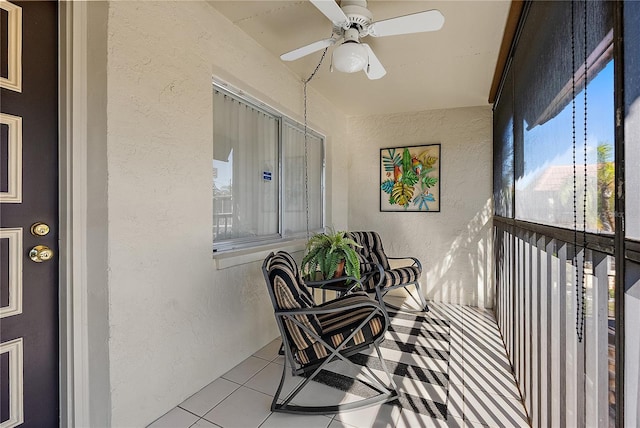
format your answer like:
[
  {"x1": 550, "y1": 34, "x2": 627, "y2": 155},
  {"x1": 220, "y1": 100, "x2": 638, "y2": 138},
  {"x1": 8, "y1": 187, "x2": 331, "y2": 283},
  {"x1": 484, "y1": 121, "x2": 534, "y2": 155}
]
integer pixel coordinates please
[
  {"x1": 212, "y1": 84, "x2": 324, "y2": 251},
  {"x1": 493, "y1": 0, "x2": 615, "y2": 233}
]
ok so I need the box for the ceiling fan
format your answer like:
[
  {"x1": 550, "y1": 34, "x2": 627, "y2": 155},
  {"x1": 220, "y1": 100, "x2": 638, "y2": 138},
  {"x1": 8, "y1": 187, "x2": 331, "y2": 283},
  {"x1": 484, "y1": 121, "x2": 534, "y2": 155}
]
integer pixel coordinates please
[{"x1": 280, "y1": 0, "x2": 445, "y2": 80}]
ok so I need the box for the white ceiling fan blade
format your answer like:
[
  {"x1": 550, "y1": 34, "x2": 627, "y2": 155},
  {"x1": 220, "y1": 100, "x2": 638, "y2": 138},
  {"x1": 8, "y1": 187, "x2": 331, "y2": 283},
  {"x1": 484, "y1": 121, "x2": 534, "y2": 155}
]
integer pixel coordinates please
[
  {"x1": 369, "y1": 9, "x2": 445, "y2": 37},
  {"x1": 309, "y1": 0, "x2": 350, "y2": 28},
  {"x1": 362, "y1": 44, "x2": 386, "y2": 80},
  {"x1": 280, "y1": 38, "x2": 337, "y2": 61}
]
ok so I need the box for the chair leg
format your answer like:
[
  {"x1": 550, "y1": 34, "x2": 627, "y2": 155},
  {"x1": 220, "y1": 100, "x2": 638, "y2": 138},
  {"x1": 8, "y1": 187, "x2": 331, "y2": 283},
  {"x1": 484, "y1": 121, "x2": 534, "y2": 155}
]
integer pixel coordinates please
[
  {"x1": 374, "y1": 343, "x2": 398, "y2": 393},
  {"x1": 272, "y1": 349, "x2": 398, "y2": 414},
  {"x1": 374, "y1": 287, "x2": 390, "y2": 318},
  {"x1": 377, "y1": 283, "x2": 429, "y2": 313},
  {"x1": 412, "y1": 282, "x2": 429, "y2": 312},
  {"x1": 272, "y1": 317, "x2": 399, "y2": 414},
  {"x1": 271, "y1": 347, "x2": 291, "y2": 411}
]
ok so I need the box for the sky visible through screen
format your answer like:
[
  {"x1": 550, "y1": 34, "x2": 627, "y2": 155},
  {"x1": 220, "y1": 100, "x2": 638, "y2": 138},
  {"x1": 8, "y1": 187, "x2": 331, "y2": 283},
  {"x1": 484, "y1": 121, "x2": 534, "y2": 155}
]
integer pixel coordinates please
[
  {"x1": 514, "y1": 58, "x2": 615, "y2": 231},
  {"x1": 519, "y1": 60, "x2": 614, "y2": 188}
]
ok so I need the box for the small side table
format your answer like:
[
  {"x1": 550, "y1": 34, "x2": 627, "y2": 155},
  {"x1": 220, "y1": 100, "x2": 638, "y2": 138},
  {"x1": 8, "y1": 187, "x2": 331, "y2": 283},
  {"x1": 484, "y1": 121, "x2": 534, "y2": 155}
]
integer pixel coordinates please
[{"x1": 304, "y1": 274, "x2": 364, "y2": 303}]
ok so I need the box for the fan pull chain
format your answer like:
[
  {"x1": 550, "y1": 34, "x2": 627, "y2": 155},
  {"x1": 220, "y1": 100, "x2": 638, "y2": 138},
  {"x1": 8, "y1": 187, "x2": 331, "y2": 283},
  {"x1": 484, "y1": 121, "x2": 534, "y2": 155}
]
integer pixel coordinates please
[
  {"x1": 302, "y1": 47, "x2": 329, "y2": 239},
  {"x1": 572, "y1": 0, "x2": 587, "y2": 343},
  {"x1": 571, "y1": 0, "x2": 578, "y2": 339},
  {"x1": 578, "y1": 0, "x2": 588, "y2": 343},
  {"x1": 570, "y1": 0, "x2": 582, "y2": 343}
]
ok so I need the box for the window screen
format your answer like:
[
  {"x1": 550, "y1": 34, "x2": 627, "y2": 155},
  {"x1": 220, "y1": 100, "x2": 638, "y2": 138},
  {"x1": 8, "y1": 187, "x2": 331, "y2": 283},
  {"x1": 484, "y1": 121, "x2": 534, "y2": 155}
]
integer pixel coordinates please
[
  {"x1": 494, "y1": 69, "x2": 514, "y2": 218},
  {"x1": 512, "y1": 0, "x2": 614, "y2": 232}
]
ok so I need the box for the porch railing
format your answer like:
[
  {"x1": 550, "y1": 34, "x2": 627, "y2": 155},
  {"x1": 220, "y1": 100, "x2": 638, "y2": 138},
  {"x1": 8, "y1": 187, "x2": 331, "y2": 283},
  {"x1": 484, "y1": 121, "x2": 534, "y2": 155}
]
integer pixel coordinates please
[{"x1": 494, "y1": 217, "x2": 615, "y2": 427}]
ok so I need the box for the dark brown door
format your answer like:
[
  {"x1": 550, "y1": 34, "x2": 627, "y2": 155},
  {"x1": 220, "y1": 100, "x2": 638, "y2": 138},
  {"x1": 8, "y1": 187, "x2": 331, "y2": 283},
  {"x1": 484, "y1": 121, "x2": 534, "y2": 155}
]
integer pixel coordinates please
[{"x1": 1, "y1": 1, "x2": 59, "y2": 426}]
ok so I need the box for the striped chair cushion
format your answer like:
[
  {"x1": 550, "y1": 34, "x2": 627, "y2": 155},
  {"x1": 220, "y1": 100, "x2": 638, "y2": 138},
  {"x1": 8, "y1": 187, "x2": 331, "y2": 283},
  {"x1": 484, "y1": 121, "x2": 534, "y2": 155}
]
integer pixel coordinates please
[
  {"x1": 349, "y1": 231, "x2": 390, "y2": 270},
  {"x1": 349, "y1": 231, "x2": 422, "y2": 291},
  {"x1": 295, "y1": 292, "x2": 385, "y2": 365},
  {"x1": 381, "y1": 265, "x2": 421, "y2": 287},
  {"x1": 267, "y1": 254, "x2": 322, "y2": 353},
  {"x1": 349, "y1": 231, "x2": 387, "y2": 292},
  {"x1": 271, "y1": 251, "x2": 314, "y2": 302},
  {"x1": 360, "y1": 264, "x2": 422, "y2": 291}
]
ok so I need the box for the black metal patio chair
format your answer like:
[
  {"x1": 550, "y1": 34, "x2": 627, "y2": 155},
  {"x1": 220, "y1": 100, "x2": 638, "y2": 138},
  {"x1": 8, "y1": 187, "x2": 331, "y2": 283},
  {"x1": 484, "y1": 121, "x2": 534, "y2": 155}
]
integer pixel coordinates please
[
  {"x1": 348, "y1": 231, "x2": 429, "y2": 312},
  {"x1": 262, "y1": 251, "x2": 399, "y2": 414}
]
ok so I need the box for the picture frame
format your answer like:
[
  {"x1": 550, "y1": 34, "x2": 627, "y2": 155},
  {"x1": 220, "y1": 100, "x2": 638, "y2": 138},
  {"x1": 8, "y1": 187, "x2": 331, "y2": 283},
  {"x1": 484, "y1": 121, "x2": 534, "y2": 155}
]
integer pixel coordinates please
[{"x1": 380, "y1": 143, "x2": 441, "y2": 212}]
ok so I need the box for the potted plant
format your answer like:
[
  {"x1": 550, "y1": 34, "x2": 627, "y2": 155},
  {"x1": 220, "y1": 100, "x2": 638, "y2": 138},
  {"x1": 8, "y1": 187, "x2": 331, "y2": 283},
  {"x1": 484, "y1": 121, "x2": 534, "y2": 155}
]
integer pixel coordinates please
[{"x1": 301, "y1": 230, "x2": 362, "y2": 280}]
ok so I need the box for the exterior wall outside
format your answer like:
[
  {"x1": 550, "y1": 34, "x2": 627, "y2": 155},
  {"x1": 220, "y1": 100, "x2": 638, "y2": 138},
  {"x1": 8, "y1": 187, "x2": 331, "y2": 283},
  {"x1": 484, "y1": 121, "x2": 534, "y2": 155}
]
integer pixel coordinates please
[
  {"x1": 105, "y1": 2, "x2": 348, "y2": 426},
  {"x1": 346, "y1": 106, "x2": 494, "y2": 308}
]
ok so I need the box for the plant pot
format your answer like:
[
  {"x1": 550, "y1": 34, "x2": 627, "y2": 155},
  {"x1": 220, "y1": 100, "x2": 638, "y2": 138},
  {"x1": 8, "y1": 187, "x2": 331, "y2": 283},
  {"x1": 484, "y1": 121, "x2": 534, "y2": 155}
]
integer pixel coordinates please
[{"x1": 334, "y1": 260, "x2": 345, "y2": 278}]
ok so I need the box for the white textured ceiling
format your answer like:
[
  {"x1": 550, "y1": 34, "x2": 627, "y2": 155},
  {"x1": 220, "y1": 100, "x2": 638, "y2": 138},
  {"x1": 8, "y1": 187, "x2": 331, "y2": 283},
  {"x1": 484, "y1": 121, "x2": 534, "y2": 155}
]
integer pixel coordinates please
[{"x1": 209, "y1": 0, "x2": 510, "y2": 116}]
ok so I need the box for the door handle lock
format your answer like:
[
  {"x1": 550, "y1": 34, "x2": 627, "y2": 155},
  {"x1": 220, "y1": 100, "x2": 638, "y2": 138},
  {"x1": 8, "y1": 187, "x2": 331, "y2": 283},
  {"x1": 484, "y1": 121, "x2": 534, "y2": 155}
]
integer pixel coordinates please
[
  {"x1": 29, "y1": 245, "x2": 54, "y2": 263},
  {"x1": 30, "y1": 222, "x2": 50, "y2": 236}
]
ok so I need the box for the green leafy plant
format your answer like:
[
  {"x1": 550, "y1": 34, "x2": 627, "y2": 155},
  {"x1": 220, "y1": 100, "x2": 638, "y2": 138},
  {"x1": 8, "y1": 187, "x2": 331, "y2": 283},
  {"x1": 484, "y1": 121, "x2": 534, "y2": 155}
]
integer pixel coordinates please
[
  {"x1": 301, "y1": 230, "x2": 362, "y2": 280},
  {"x1": 597, "y1": 143, "x2": 614, "y2": 231}
]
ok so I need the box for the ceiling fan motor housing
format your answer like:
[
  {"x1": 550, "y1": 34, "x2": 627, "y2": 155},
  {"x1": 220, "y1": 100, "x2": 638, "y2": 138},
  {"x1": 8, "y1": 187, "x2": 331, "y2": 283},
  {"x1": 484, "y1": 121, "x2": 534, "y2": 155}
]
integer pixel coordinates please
[{"x1": 338, "y1": 0, "x2": 373, "y2": 36}]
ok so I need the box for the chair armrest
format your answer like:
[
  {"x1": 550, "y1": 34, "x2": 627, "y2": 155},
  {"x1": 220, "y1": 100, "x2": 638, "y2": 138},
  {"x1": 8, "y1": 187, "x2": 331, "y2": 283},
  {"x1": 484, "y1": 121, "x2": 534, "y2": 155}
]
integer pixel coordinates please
[{"x1": 387, "y1": 256, "x2": 422, "y2": 271}]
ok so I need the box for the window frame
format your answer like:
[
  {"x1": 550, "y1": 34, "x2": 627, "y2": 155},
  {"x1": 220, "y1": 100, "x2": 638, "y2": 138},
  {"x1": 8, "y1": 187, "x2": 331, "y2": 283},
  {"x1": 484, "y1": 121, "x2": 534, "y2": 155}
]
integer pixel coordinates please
[{"x1": 212, "y1": 80, "x2": 325, "y2": 253}]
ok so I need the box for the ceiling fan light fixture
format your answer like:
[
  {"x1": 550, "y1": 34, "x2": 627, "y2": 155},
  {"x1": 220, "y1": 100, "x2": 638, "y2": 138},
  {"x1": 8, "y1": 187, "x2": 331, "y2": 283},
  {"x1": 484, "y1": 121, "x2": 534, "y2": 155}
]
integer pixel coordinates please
[{"x1": 332, "y1": 42, "x2": 368, "y2": 73}]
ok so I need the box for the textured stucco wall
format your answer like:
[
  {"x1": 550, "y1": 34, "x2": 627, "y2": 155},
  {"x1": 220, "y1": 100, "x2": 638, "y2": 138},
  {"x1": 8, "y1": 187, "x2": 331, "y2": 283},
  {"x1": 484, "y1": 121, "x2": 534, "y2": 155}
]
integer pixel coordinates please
[
  {"x1": 347, "y1": 106, "x2": 494, "y2": 308},
  {"x1": 106, "y1": 2, "x2": 348, "y2": 426},
  {"x1": 85, "y1": 2, "x2": 112, "y2": 426}
]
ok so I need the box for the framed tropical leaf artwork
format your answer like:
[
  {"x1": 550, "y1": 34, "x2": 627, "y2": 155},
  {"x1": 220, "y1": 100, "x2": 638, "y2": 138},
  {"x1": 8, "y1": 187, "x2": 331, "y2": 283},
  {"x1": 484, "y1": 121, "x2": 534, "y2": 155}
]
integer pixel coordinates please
[{"x1": 380, "y1": 144, "x2": 441, "y2": 212}]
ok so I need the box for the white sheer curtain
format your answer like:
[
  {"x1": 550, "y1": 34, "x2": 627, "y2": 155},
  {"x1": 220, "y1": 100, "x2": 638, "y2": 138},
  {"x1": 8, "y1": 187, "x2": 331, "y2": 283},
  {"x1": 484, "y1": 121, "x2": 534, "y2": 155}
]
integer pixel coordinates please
[
  {"x1": 213, "y1": 90, "x2": 278, "y2": 241},
  {"x1": 282, "y1": 122, "x2": 323, "y2": 235}
]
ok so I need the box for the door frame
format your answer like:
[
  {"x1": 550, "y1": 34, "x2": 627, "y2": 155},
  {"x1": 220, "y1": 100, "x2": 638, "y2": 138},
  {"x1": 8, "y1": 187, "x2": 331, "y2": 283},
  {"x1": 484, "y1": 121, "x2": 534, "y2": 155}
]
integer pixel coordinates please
[{"x1": 59, "y1": 1, "x2": 109, "y2": 426}]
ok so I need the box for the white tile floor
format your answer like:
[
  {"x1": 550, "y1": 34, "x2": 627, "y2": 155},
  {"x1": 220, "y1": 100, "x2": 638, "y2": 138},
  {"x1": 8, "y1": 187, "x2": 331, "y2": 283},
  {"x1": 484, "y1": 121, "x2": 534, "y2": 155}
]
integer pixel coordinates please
[{"x1": 148, "y1": 301, "x2": 530, "y2": 428}]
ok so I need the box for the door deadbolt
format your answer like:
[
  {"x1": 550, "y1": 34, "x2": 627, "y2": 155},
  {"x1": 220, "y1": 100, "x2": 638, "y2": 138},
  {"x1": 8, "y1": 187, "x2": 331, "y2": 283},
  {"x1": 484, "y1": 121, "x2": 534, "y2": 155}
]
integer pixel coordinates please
[
  {"x1": 29, "y1": 245, "x2": 54, "y2": 263},
  {"x1": 30, "y1": 222, "x2": 50, "y2": 236}
]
